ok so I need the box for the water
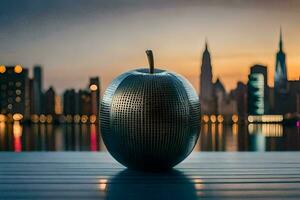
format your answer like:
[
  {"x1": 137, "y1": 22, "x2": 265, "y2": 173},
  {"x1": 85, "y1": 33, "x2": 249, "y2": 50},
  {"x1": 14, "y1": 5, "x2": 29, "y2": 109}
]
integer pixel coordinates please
[{"x1": 0, "y1": 122, "x2": 299, "y2": 151}]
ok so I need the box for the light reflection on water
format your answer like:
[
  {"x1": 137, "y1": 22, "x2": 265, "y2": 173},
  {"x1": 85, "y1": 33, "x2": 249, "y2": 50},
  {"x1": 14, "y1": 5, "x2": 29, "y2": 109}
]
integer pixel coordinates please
[{"x1": 0, "y1": 122, "x2": 299, "y2": 151}]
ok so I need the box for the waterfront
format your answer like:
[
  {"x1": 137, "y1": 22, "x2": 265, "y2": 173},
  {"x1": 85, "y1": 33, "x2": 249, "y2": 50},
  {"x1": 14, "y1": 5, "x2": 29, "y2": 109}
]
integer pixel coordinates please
[{"x1": 0, "y1": 122, "x2": 299, "y2": 152}]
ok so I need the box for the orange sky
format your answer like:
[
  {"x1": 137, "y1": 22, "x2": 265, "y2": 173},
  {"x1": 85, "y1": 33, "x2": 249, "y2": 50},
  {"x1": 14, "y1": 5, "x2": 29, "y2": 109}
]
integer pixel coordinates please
[
  {"x1": 0, "y1": 1, "x2": 299, "y2": 94},
  {"x1": 96, "y1": 31, "x2": 300, "y2": 94}
]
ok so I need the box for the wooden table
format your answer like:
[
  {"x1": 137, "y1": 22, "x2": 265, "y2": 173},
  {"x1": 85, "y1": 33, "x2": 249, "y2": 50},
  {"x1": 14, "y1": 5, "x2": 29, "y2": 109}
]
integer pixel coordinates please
[{"x1": 1, "y1": 152, "x2": 300, "y2": 199}]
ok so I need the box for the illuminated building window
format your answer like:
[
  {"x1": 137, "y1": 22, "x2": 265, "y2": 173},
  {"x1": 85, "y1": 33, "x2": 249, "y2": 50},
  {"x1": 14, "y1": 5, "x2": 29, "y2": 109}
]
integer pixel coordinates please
[
  {"x1": 14, "y1": 65, "x2": 23, "y2": 73},
  {"x1": 81, "y1": 115, "x2": 88, "y2": 123},
  {"x1": 0, "y1": 65, "x2": 6, "y2": 73},
  {"x1": 0, "y1": 114, "x2": 6, "y2": 122},
  {"x1": 90, "y1": 115, "x2": 97, "y2": 123},
  {"x1": 247, "y1": 115, "x2": 283, "y2": 123},
  {"x1": 248, "y1": 115, "x2": 254, "y2": 123},
  {"x1": 15, "y1": 96, "x2": 21, "y2": 103},
  {"x1": 202, "y1": 115, "x2": 209, "y2": 123},
  {"x1": 217, "y1": 115, "x2": 224, "y2": 123},
  {"x1": 90, "y1": 84, "x2": 98, "y2": 91},
  {"x1": 13, "y1": 113, "x2": 23, "y2": 121},
  {"x1": 46, "y1": 115, "x2": 53, "y2": 123},
  {"x1": 39, "y1": 115, "x2": 46, "y2": 123},
  {"x1": 232, "y1": 114, "x2": 238, "y2": 123},
  {"x1": 16, "y1": 90, "x2": 21, "y2": 95},
  {"x1": 31, "y1": 115, "x2": 39, "y2": 123},
  {"x1": 210, "y1": 115, "x2": 216, "y2": 123}
]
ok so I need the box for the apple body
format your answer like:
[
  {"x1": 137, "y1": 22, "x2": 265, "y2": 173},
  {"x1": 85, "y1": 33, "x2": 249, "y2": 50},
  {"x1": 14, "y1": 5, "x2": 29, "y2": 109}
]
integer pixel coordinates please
[{"x1": 100, "y1": 68, "x2": 200, "y2": 171}]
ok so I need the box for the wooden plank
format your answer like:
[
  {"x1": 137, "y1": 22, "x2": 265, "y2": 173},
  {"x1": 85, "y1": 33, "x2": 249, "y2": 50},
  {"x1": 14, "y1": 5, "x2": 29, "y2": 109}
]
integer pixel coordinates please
[{"x1": 1, "y1": 152, "x2": 300, "y2": 199}]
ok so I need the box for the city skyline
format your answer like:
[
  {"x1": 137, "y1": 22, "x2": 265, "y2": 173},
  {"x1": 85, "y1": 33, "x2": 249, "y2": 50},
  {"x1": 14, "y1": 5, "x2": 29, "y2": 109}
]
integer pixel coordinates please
[
  {"x1": 1, "y1": 30, "x2": 298, "y2": 94},
  {"x1": 1, "y1": 0, "x2": 300, "y2": 93}
]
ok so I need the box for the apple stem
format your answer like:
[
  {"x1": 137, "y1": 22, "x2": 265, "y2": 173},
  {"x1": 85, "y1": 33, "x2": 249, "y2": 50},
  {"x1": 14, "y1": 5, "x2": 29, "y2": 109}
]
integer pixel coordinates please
[{"x1": 146, "y1": 50, "x2": 154, "y2": 74}]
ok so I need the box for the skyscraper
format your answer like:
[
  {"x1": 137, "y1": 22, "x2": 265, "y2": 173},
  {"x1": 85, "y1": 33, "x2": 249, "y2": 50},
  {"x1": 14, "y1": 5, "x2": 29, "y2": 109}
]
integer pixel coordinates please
[
  {"x1": 273, "y1": 29, "x2": 291, "y2": 114},
  {"x1": 32, "y1": 65, "x2": 43, "y2": 114},
  {"x1": 248, "y1": 71, "x2": 265, "y2": 115},
  {"x1": 200, "y1": 41, "x2": 215, "y2": 114},
  {"x1": 274, "y1": 28, "x2": 288, "y2": 93},
  {"x1": 200, "y1": 41, "x2": 213, "y2": 100},
  {"x1": 250, "y1": 65, "x2": 269, "y2": 113},
  {"x1": 44, "y1": 87, "x2": 56, "y2": 115},
  {"x1": 0, "y1": 65, "x2": 30, "y2": 120},
  {"x1": 285, "y1": 80, "x2": 300, "y2": 114},
  {"x1": 63, "y1": 89, "x2": 78, "y2": 116}
]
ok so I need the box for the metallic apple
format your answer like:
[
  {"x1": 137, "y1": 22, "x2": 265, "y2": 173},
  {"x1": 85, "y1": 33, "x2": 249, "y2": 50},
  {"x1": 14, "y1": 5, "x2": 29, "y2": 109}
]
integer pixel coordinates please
[{"x1": 100, "y1": 50, "x2": 200, "y2": 171}]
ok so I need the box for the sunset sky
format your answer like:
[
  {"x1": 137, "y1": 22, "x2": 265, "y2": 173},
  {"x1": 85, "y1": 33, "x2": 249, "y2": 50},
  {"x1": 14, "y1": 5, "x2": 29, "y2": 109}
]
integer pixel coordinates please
[{"x1": 0, "y1": 0, "x2": 299, "y2": 94}]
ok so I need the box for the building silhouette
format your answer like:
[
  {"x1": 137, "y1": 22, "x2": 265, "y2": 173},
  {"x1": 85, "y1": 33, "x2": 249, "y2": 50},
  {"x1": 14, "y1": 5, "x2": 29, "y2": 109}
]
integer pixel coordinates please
[
  {"x1": 200, "y1": 41, "x2": 215, "y2": 114},
  {"x1": 44, "y1": 86, "x2": 56, "y2": 115},
  {"x1": 273, "y1": 29, "x2": 289, "y2": 114},
  {"x1": 62, "y1": 77, "x2": 100, "y2": 123},
  {"x1": 199, "y1": 41, "x2": 238, "y2": 119},
  {"x1": 231, "y1": 82, "x2": 247, "y2": 118},
  {"x1": 271, "y1": 29, "x2": 300, "y2": 115},
  {"x1": 89, "y1": 77, "x2": 100, "y2": 121},
  {"x1": 0, "y1": 65, "x2": 30, "y2": 120},
  {"x1": 1, "y1": 31, "x2": 298, "y2": 124},
  {"x1": 248, "y1": 68, "x2": 265, "y2": 115},
  {"x1": 1, "y1": 63, "x2": 101, "y2": 123},
  {"x1": 31, "y1": 66, "x2": 43, "y2": 115},
  {"x1": 279, "y1": 80, "x2": 300, "y2": 115},
  {"x1": 213, "y1": 78, "x2": 237, "y2": 117},
  {"x1": 200, "y1": 41, "x2": 214, "y2": 99},
  {"x1": 274, "y1": 29, "x2": 288, "y2": 93},
  {"x1": 63, "y1": 89, "x2": 77, "y2": 116},
  {"x1": 287, "y1": 80, "x2": 300, "y2": 114},
  {"x1": 250, "y1": 65, "x2": 269, "y2": 114},
  {"x1": 78, "y1": 89, "x2": 91, "y2": 115}
]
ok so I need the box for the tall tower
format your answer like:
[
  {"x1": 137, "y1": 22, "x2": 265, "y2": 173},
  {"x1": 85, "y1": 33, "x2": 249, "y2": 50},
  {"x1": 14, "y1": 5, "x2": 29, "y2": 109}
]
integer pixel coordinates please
[
  {"x1": 274, "y1": 28, "x2": 288, "y2": 93},
  {"x1": 200, "y1": 41, "x2": 213, "y2": 101},
  {"x1": 32, "y1": 65, "x2": 43, "y2": 114}
]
